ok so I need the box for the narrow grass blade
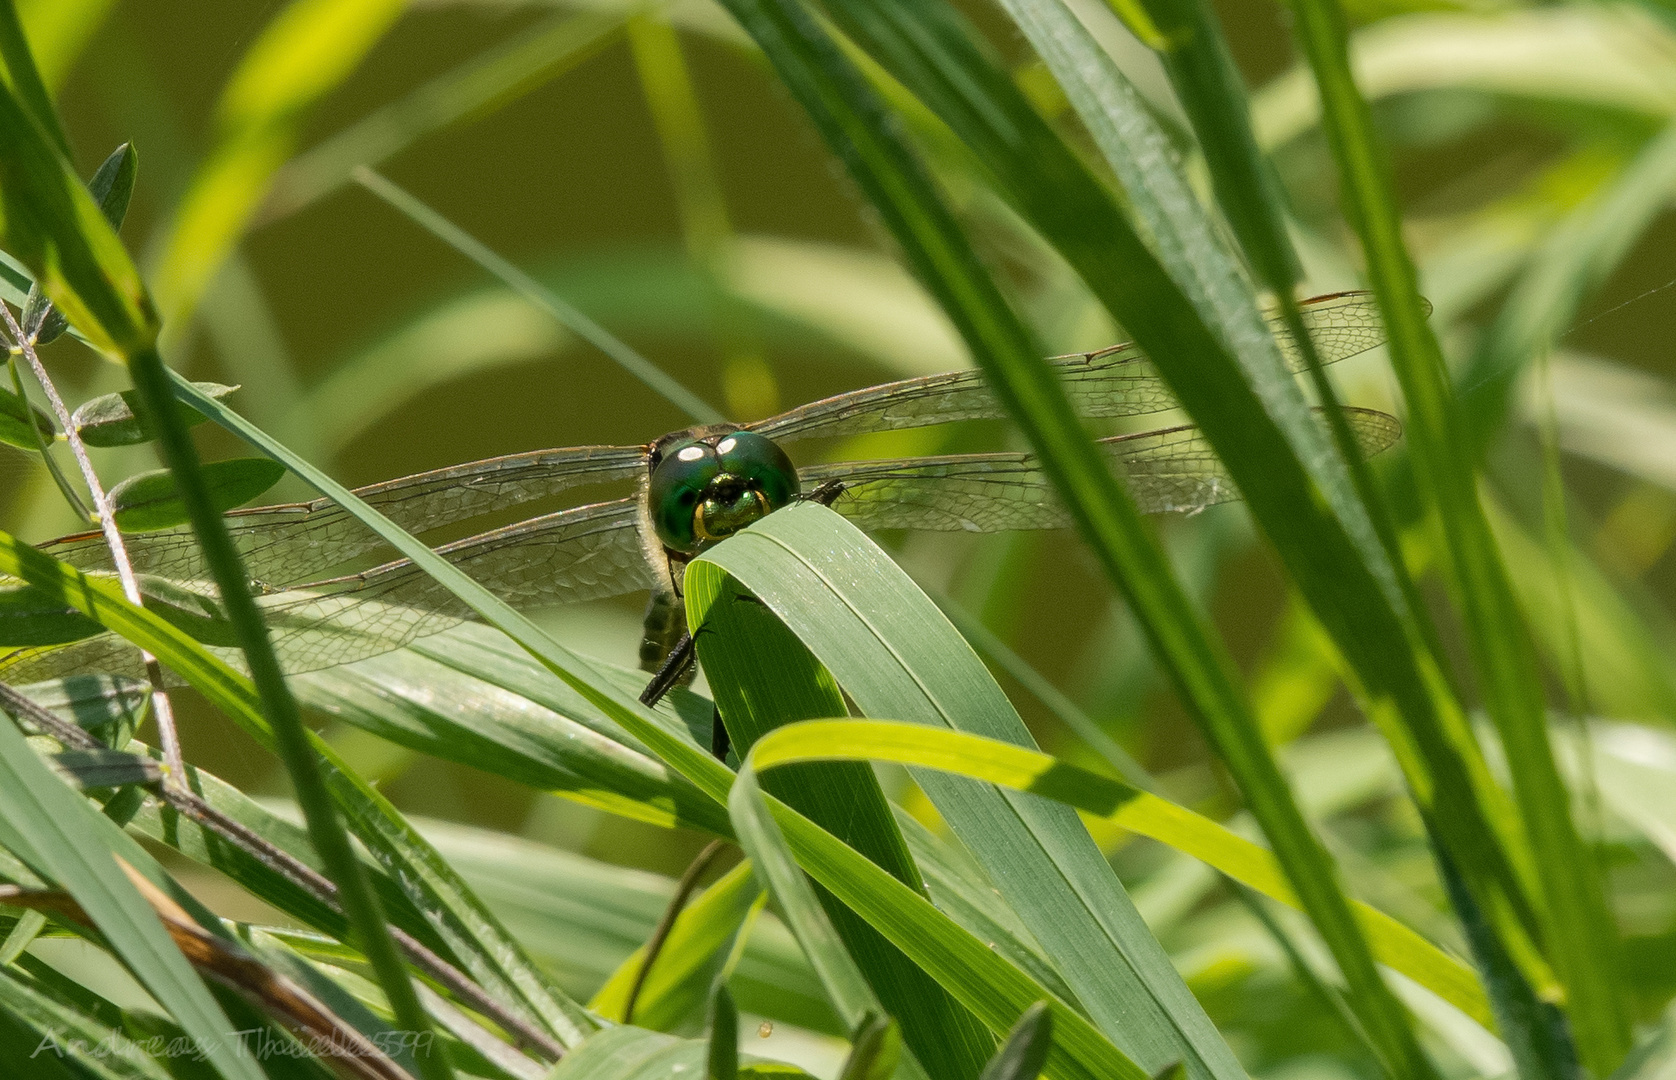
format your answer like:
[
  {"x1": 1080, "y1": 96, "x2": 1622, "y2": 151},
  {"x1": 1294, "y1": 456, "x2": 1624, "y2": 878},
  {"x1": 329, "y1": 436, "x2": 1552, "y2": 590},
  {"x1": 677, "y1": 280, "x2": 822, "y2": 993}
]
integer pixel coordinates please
[
  {"x1": 726, "y1": 756, "x2": 1149, "y2": 1080},
  {"x1": 0, "y1": 533, "x2": 594, "y2": 1047},
  {"x1": 747, "y1": 716, "x2": 1492, "y2": 1028},
  {"x1": 292, "y1": 642, "x2": 730, "y2": 834},
  {"x1": 795, "y1": 1, "x2": 1531, "y2": 1071},
  {"x1": 352, "y1": 167, "x2": 725, "y2": 425},
  {"x1": 1287, "y1": 0, "x2": 1631, "y2": 1070},
  {"x1": 266, "y1": 10, "x2": 624, "y2": 219},
  {"x1": 0, "y1": 714, "x2": 265, "y2": 1080}
]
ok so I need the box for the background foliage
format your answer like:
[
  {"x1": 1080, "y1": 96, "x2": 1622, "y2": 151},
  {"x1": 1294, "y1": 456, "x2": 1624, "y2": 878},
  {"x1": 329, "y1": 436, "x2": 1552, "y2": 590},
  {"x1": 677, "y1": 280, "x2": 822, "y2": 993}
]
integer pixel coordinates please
[{"x1": 3, "y1": 0, "x2": 1676, "y2": 1078}]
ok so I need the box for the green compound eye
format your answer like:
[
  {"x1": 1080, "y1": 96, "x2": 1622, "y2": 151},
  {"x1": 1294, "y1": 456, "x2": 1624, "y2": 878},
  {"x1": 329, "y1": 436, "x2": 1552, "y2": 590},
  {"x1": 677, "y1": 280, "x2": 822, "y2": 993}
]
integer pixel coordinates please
[
  {"x1": 713, "y1": 432, "x2": 798, "y2": 511},
  {"x1": 648, "y1": 432, "x2": 798, "y2": 554}
]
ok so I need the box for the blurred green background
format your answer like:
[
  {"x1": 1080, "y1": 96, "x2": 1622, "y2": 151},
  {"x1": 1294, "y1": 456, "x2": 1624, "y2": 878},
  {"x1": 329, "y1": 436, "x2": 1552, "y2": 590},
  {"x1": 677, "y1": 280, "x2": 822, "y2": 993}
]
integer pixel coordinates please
[{"x1": 12, "y1": 0, "x2": 1676, "y2": 1067}]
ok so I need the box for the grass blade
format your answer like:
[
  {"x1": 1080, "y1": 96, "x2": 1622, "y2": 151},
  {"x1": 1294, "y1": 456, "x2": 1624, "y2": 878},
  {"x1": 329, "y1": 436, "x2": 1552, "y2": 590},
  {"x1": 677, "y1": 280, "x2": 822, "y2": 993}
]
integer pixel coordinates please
[
  {"x1": 0, "y1": 713, "x2": 265, "y2": 1080},
  {"x1": 697, "y1": 566, "x2": 997, "y2": 1080},
  {"x1": 1287, "y1": 0, "x2": 1631, "y2": 1070}
]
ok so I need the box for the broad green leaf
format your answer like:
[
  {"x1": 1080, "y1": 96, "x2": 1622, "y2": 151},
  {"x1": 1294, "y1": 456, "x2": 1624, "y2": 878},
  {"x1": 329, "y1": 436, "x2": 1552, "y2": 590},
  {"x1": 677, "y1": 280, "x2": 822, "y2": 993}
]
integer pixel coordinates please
[
  {"x1": 696, "y1": 569, "x2": 996, "y2": 1080},
  {"x1": 0, "y1": 385, "x2": 57, "y2": 450},
  {"x1": 726, "y1": 753, "x2": 1147, "y2": 1080},
  {"x1": 109, "y1": 457, "x2": 286, "y2": 532},
  {"x1": 151, "y1": 0, "x2": 408, "y2": 327},
  {"x1": 72, "y1": 381, "x2": 236, "y2": 447}
]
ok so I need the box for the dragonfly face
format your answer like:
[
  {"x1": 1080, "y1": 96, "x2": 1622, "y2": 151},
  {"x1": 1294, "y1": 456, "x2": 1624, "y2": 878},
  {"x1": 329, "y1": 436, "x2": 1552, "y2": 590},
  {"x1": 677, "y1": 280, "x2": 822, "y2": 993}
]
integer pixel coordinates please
[
  {"x1": 0, "y1": 292, "x2": 1413, "y2": 695},
  {"x1": 647, "y1": 429, "x2": 800, "y2": 554}
]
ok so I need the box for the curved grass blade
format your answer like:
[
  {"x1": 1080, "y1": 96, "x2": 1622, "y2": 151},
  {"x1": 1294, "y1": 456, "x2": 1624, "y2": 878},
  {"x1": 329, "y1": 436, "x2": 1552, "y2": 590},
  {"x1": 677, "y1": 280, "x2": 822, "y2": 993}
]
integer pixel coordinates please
[
  {"x1": 728, "y1": 753, "x2": 1147, "y2": 1080},
  {"x1": 696, "y1": 569, "x2": 997, "y2": 1080},
  {"x1": 747, "y1": 717, "x2": 1492, "y2": 1028}
]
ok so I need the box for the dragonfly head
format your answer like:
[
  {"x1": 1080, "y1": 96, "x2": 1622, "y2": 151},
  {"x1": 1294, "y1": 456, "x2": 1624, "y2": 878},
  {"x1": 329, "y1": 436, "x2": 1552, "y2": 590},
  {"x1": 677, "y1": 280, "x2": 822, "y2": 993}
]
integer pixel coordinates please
[{"x1": 649, "y1": 431, "x2": 798, "y2": 554}]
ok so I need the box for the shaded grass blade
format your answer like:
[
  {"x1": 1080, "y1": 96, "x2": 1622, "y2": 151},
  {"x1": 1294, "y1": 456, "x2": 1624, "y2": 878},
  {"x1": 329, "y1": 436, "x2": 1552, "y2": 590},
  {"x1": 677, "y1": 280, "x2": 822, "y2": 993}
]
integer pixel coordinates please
[{"x1": 697, "y1": 571, "x2": 997, "y2": 1080}]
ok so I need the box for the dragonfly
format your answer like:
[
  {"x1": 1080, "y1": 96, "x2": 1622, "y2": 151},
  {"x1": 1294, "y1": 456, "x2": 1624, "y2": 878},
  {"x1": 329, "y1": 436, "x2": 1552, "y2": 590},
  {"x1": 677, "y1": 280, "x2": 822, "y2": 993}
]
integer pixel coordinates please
[{"x1": 2, "y1": 292, "x2": 1403, "y2": 717}]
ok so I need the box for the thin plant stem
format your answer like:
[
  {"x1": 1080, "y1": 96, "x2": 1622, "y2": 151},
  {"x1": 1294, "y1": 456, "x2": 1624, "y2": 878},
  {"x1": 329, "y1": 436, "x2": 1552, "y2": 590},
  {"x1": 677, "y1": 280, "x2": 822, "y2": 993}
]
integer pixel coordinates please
[
  {"x1": 6, "y1": 355, "x2": 90, "y2": 521},
  {"x1": 0, "y1": 679, "x2": 565, "y2": 1063},
  {"x1": 123, "y1": 340, "x2": 453, "y2": 1080},
  {"x1": 624, "y1": 838, "x2": 727, "y2": 1025},
  {"x1": 0, "y1": 304, "x2": 187, "y2": 786},
  {"x1": 351, "y1": 166, "x2": 725, "y2": 426}
]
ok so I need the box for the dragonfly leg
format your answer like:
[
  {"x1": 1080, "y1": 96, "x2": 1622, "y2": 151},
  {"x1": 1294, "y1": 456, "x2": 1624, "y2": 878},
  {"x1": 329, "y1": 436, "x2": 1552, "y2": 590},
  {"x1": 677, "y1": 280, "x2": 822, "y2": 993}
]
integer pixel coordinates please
[
  {"x1": 805, "y1": 478, "x2": 848, "y2": 507},
  {"x1": 639, "y1": 632, "x2": 696, "y2": 707}
]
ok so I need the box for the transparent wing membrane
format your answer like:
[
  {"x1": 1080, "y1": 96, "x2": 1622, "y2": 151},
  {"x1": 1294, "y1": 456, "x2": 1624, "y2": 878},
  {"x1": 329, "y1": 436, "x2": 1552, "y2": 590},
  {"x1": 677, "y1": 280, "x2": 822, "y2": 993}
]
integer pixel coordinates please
[
  {"x1": 811, "y1": 407, "x2": 1401, "y2": 533},
  {"x1": 752, "y1": 292, "x2": 1393, "y2": 443},
  {"x1": 41, "y1": 444, "x2": 648, "y2": 587},
  {"x1": 4, "y1": 293, "x2": 1403, "y2": 684}
]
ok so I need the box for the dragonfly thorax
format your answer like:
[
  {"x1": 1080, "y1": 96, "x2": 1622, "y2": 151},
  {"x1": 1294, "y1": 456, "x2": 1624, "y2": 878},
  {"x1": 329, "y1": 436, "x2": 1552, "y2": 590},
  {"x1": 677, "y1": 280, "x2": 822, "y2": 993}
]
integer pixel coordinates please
[{"x1": 648, "y1": 430, "x2": 798, "y2": 554}]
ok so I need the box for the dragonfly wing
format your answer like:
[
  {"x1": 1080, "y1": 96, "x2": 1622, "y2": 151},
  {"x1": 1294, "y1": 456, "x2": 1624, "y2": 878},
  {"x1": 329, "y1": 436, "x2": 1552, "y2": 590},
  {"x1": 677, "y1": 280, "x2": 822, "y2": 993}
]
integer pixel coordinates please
[
  {"x1": 1273, "y1": 291, "x2": 1411, "y2": 372},
  {"x1": 751, "y1": 348, "x2": 1173, "y2": 443},
  {"x1": 3, "y1": 497, "x2": 654, "y2": 684},
  {"x1": 753, "y1": 292, "x2": 1393, "y2": 443},
  {"x1": 803, "y1": 406, "x2": 1401, "y2": 531},
  {"x1": 39, "y1": 444, "x2": 649, "y2": 590}
]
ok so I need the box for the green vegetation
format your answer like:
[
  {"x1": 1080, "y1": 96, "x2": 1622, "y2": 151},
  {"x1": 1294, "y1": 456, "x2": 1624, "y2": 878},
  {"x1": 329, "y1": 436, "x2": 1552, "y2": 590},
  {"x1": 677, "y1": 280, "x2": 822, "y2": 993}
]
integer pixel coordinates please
[{"x1": 1, "y1": 1, "x2": 1674, "y2": 1079}]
